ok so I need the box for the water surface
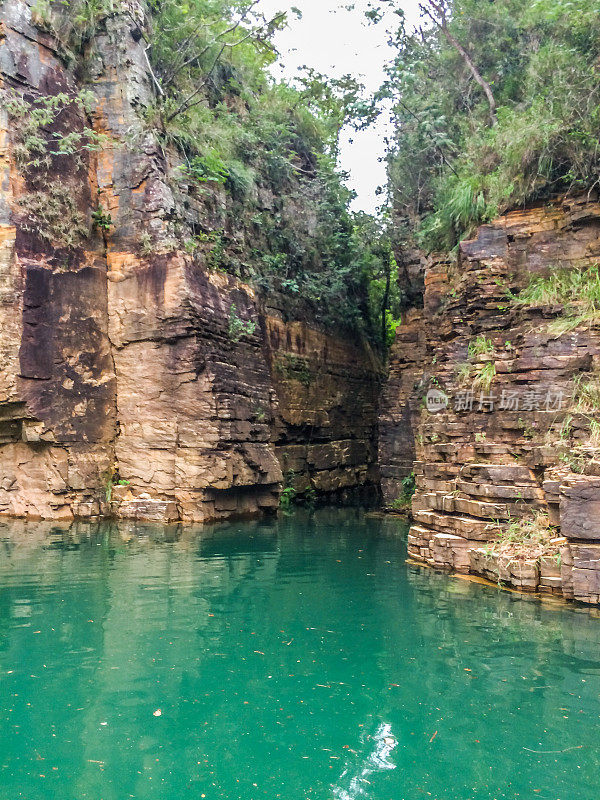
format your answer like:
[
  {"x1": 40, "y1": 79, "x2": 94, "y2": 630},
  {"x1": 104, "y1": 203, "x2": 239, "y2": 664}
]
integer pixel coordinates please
[{"x1": 0, "y1": 509, "x2": 599, "y2": 799}]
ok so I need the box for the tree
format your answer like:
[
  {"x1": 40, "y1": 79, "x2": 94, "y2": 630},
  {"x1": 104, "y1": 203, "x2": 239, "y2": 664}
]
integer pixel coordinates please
[
  {"x1": 380, "y1": 0, "x2": 600, "y2": 251},
  {"x1": 419, "y1": 0, "x2": 497, "y2": 126}
]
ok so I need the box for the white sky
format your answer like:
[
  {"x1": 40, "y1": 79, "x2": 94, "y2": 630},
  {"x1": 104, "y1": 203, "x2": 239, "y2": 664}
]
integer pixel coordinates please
[{"x1": 259, "y1": 0, "x2": 421, "y2": 213}]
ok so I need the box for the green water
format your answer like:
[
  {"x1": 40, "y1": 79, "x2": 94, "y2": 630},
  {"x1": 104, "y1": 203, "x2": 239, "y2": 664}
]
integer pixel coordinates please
[{"x1": 0, "y1": 509, "x2": 599, "y2": 800}]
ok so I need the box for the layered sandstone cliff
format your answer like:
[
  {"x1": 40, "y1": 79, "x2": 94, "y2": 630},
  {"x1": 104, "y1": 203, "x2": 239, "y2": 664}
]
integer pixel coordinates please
[
  {"x1": 0, "y1": 1, "x2": 379, "y2": 521},
  {"x1": 380, "y1": 196, "x2": 600, "y2": 603}
]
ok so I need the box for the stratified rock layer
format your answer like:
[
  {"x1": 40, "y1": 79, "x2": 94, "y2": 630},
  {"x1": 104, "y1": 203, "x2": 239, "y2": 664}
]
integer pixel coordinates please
[
  {"x1": 380, "y1": 196, "x2": 600, "y2": 603},
  {"x1": 0, "y1": 2, "x2": 379, "y2": 521}
]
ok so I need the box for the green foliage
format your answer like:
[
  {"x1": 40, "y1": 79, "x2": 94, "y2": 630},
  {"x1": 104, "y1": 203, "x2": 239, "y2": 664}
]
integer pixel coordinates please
[
  {"x1": 2, "y1": 86, "x2": 111, "y2": 249},
  {"x1": 468, "y1": 335, "x2": 494, "y2": 358},
  {"x1": 240, "y1": 159, "x2": 382, "y2": 334},
  {"x1": 457, "y1": 336, "x2": 496, "y2": 389},
  {"x1": 558, "y1": 414, "x2": 573, "y2": 441},
  {"x1": 103, "y1": 473, "x2": 129, "y2": 504},
  {"x1": 589, "y1": 418, "x2": 600, "y2": 446},
  {"x1": 363, "y1": 231, "x2": 405, "y2": 349},
  {"x1": 91, "y1": 204, "x2": 113, "y2": 232},
  {"x1": 519, "y1": 417, "x2": 537, "y2": 440},
  {"x1": 1, "y1": 88, "x2": 103, "y2": 172},
  {"x1": 402, "y1": 471, "x2": 416, "y2": 497},
  {"x1": 275, "y1": 355, "x2": 312, "y2": 387},
  {"x1": 183, "y1": 230, "x2": 226, "y2": 269},
  {"x1": 146, "y1": 0, "x2": 333, "y2": 196},
  {"x1": 516, "y1": 264, "x2": 600, "y2": 306},
  {"x1": 390, "y1": 472, "x2": 416, "y2": 511},
  {"x1": 384, "y1": 309, "x2": 402, "y2": 348},
  {"x1": 227, "y1": 303, "x2": 256, "y2": 342},
  {"x1": 491, "y1": 512, "x2": 559, "y2": 561},
  {"x1": 382, "y1": 0, "x2": 600, "y2": 251},
  {"x1": 559, "y1": 450, "x2": 587, "y2": 473},
  {"x1": 25, "y1": 1, "x2": 385, "y2": 335},
  {"x1": 573, "y1": 370, "x2": 600, "y2": 412},
  {"x1": 179, "y1": 151, "x2": 230, "y2": 184},
  {"x1": 139, "y1": 232, "x2": 154, "y2": 256},
  {"x1": 140, "y1": 0, "x2": 383, "y2": 335},
  {"x1": 33, "y1": 0, "x2": 122, "y2": 60},
  {"x1": 455, "y1": 362, "x2": 472, "y2": 386},
  {"x1": 279, "y1": 486, "x2": 297, "y2": 509},
  {"x1": 226, "y1": 159, "x2": 255, "y2": 198},
  {"x1": 206, "y1": 234, "x2": 226, "y2": 271},
  {"x1": 514, "y1": 264, "x2": 600, "y2": 332},
  {"x1": 474, "y1": 361, "x2": 496, "y2": 392}
]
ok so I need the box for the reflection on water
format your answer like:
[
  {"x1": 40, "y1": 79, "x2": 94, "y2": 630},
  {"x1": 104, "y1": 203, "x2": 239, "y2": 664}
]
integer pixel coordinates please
[
  {"x1": 0, "y1": 509, "x2": 599, "y2": 800},
  {"x1": 332, "y1": 722, "x2": 397, "y2": 800}
]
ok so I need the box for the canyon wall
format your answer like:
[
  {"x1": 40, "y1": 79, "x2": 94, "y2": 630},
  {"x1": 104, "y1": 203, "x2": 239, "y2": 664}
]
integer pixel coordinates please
[
  {"x1": 380, "y1": 196, "x2": 600, "y2": 603},
  {"x1": 0, "y1": 1, "x2": 379, "y2": 521}
]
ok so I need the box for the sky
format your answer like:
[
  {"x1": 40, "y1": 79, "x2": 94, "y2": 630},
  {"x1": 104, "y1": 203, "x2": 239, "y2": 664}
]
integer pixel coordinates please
[{"x1": 259, "y1": 0, "x2": 421, "y2": 213}]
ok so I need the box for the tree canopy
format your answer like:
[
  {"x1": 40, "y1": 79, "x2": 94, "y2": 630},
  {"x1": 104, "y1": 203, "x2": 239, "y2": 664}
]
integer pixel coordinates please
[{"x1": 381, "y1": 0, "x2": 600, "y2": 251}]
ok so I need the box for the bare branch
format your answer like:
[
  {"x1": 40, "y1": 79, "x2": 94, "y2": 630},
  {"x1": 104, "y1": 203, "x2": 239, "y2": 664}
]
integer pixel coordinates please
[
  {"x1": 143, "y1": 44, "x2": 164, "y2": 97},
  {"x1": 162, "y1": 3, "x2": 259, "y2": 88},
  {"x1": 162, "y1": 43, "x2": 212, "y2": 88},
  {"x1": 166, "y1": 10, "x2": 286, "y2": 122},
  {"x1": 420, "y1": 1, "x2": 497, "y2": 126},
  {"x1": 161, "y1": 22, "x2": 211, "y2": 87},
  {"x1": 394, "y1": 97, "x2": 459, "y2": 177}
]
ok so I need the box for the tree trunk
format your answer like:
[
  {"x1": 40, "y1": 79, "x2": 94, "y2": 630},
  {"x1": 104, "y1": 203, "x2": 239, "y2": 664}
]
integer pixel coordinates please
[{"x1": 421, "y1": 1, "x2": 497, "y2": 126}]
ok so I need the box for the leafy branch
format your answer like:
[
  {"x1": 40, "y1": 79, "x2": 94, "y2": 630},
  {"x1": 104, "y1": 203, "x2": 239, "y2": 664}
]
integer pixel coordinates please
[{"x1": 419, "y1": 0, "x2": 497, "y2": 126}]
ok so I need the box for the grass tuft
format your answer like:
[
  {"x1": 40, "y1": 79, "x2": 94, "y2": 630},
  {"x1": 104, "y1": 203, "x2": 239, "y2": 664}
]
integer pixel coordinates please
[
  {"x1": 515, "y1": 265, "x2": 600, "y2": 333},
  {"x1": 473, "y1": 361, "x2": 496, "y2": 392},
  {"x1": 490, "y1": 512, "x2": 560, "y2": 561}
]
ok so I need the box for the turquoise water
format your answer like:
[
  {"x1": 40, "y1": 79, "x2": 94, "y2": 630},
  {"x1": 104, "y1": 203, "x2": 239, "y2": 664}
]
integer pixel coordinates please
[{"x1": 0, "y1": 509, "x2": 599, "y2": 800}]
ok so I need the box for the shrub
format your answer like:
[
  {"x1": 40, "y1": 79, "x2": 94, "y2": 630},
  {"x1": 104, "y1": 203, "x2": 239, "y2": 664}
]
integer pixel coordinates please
[
  {"x1": 473, "y1": 361, "x2": 496, "y2": 392},
  {"x1": 384, "y1": 0, "x2": 600, "y2": 251},
  {"x1": 514, "y1": 264, "x2": 600, "y2": 333},
  {"x1": 390, "y1": 472, "x2": 416, "y2": 511},
  {"x1": 227, "y1": 303, "x2": 256, "y2": 342},
  {"x1": 17, "y1": 185, "x2": 88, "y2": 247},
  {"x1": 180, "y1": 152, "x2": 229, "y2": 184},
  {"x1": 489, "y1": 512, "x2": 560, "y2": 562},
  {"x1": 279, "y1": 486, "x2": 297, "y2": 509},
  {"x1": 573, "y1": 370, "x2": 600, "y2": 412}
]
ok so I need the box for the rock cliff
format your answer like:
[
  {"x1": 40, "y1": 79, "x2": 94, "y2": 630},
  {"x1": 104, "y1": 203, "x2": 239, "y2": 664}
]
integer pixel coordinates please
[
  {"x1": 380, "y1": 195, "x2": 600, "y2": 603},
  {"x1": 0, "y1": 1, "x2": 380, "y2": 521}
]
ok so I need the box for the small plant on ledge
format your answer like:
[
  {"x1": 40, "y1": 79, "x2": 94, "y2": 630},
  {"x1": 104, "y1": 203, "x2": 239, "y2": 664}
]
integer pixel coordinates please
[
  {"x1": 279, "y1": 486, "x2": 297, "y2": 509},
  {"x1": 389, "y1": 472, "x2": 416, "y2": 513},
  {"x1": 513, "y1": 265, "x2": 600, "y2": 335},
  {"x1": 485, "y1": 512, "x2": 562, "y2": 566},
  {"x1": 473, "y1": 360, "x2": 496, "y2": 392},
  {"x1": 92, "y1": 205, "x2": 113, "y2": 233},
  {"x1": 468, "y1": 335, "x2": 494, "y2": 358},
  {"x1": 228, "y1": 303, "x2": 257, "y2": 342}
]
